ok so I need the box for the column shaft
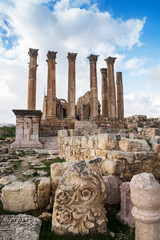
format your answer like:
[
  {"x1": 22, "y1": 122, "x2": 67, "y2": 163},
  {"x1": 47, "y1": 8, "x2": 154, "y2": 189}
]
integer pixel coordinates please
[
  {"x1": 116, "y1": 72, "x2": 124, "y2": 120},
  {"x1": 67, "y1": 53, "x2": 77, "y2": 118},
  {"x1": 47, "y1": 51, "x2": 57, "y2": 118},
  {"x1": 27, "y1": 48, "x2": 38, "y2": 110},
  {"x1": 101, "y1": 68, "x2": 108, "y2": 117},
  {"x1": 105, "y1": 57, "x2": 117, "y2": 119},
  {"x1": 88, "y1": 54, "x2": 99, "y2": 118}
]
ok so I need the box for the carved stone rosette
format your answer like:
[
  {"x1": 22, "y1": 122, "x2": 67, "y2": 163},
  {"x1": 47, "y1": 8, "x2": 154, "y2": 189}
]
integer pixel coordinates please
[{"x1": 52, "y1": 159, "x2": 107, "y2": 235}]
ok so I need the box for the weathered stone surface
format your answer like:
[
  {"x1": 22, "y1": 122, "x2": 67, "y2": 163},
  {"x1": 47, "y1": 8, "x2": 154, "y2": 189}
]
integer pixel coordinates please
[
  {"x1": 119, "y1": 138, "x2": 151, "y2": 152},
  {"x1": 97, "y1": 134, "x2": 117, "y2": 150},
  {"x1": 52, "y1": 159, "x2": 107, "y2": 234},
  {"x1": 145, "y1": 128, "x2": 160, "y2": 138},
  {"x1": 50, "y1": 162, "x2": 71, "y2": 199},
  {"x1": 38, "y1": 212, "x2": 52, "y2": 221},
  {"x1": 0, "y1": 175, "x2": 17, "y2": 185},
  {"x1": 130, "y1": 173, "x2": 160, "y2": 240},
  {"x1": 1, "y1": 181, "x2": 36, "y2": 212},
  {"x1": 103, "y1": 176, "x2": 122, "y2": 204},
  {"x1": 116, "y1": 182, "x2": 135, "y2": 228},
  {"x1": 38, "y1": 177, "x2": 51, "y2": 209},
  {"x1": 101, "y1": 160, "x2": 117, "y2": 175},
  {"x1": 0, "y1": 214, "x2": 41, "y2": 240},
  {"x1": 107, "y1": 150, "x2": 134, "y2": 164}
]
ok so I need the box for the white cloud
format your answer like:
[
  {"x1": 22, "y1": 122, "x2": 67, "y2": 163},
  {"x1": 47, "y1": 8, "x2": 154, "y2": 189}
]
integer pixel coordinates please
[
  {"x1": 147, "y1": 64, "x2": 160, "y2": 83},
  {"x1": 125, "y1": 91, "x2": 160, "y2": 117},
  {"x1": 0, "y1": 0, "x2": 146, "y2": 123}
]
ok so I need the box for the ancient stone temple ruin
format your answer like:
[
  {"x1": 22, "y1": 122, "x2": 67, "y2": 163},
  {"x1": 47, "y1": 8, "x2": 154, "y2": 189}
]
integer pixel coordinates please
[{"x1": 12, "y1": 48, "x2": 125, "y2": 147}]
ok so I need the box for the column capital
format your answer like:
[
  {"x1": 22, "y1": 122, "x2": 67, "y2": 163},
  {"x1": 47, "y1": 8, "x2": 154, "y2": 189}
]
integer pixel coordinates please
[
  {"x1": 47, "y1": 51, "x2": 57, "y2": 60},
  {"x1": 105, "y1": 56, "x2": 116, "y2": 65},
  {"x1": 88, "y1": 54, "x2": 99, "y2": 63},
  {"x1": 100, "y1": 68, "x2": 107, "y2": 74},
  {"x1": 28, "y1": 48, "x2": 39, "y2": 58},
  {"x1": 67, "y1": 52, "x2": 77, "y2": 62}
]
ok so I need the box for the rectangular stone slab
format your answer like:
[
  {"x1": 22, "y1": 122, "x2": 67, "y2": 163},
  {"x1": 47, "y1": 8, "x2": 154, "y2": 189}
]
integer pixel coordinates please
[{"x1": 0, "y1": 214, "x2": 41, "y2": 240}]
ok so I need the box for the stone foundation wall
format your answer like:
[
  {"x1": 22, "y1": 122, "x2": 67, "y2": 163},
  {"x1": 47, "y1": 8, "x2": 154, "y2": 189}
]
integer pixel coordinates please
[{"x1": 58, "y1": 130, "x2": 160, "y2": 181}]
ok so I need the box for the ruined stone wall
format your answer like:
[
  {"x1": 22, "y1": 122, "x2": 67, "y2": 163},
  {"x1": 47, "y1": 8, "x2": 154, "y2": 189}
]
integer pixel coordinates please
[{"x1": 58, "y1": 130, "x2": 160, "y2": 182}]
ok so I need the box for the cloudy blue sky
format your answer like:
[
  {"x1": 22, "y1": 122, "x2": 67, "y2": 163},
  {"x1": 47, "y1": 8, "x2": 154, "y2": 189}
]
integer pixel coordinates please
[{"x1": 0, "y1": 0, "x2": 160, "y2": 123}]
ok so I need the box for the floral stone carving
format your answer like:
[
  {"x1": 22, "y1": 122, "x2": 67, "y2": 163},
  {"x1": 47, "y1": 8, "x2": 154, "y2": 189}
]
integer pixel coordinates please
[{"x1": 52, "y1": 158, "x2": 107, "y2": 235}]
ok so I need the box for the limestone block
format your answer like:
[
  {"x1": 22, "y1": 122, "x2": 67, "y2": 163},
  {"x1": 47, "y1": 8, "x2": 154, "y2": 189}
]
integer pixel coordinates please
[
  {"x1": 101, "y1": 160, "x2": 117, "y2": 175},
  {"x1": 1, "y1": 181, "x2": 36, "y2": 212},
  {"x1": 107, "y1": 150, "x2": 134, "y2": 164},
  {"x1": 97, "y1": 134, "x2": 117, "y2": 150},
  {"x1": 58, "y1": 130, "x2": 68, "y2": 138},
  {"x1": 88, "y1": 135, "x2": 98, "y2": 149},
  {"x1": 119, "y1": 138, "x2": 151, "y2": 152},
  {"x1": 145, "y1": 128, "x2": 160, "y2": 138},
  {"x1": 96, "y1": 150, "x2": 108, "y2": 158},
  {"x1": 0, "y1": 175, "x2": 17, "y2": 185},
  {"x1": 52, "y1": 159, "x2": 107, "y2": 235},
  {"x1": 103, "y1": 176, "x2": 122, "y2": 204},
  {"x1": 130, "y1": 173, "x2": 160, "y2": 240},
  {"x1": 0, "y1": 214, "x2": 41, "y2": 240},
  {"x1": 81, "y1": 136, "x2": 88, "y2": 148},
  {"x1": 38, "y1": 177, "x2": 51, "y2": 209},
  {"x1": 116, "y1": 182, "x2": 135, "y2": 228},
  {"x1": 50, "y1": 162, "x2": 71, "y2": 200},
  {"x1": 69, "y1": 129, "x2": 80, "y2": 136}
]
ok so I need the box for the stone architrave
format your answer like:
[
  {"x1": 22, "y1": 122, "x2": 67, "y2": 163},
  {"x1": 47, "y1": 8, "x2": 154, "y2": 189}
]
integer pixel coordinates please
[
  {"x1": 11, "y1": 110, "x2": 42, "y2": 148},
  {"x1": 88, "y1": 54, "x2": 99, "y2": 119},
  {"x1": 27, "y1": 48, "x2": 39, "y2": 110},
  {"x1": 67, "y1": 52, "x2": 77, "y2": 118},
  {"x1": 100, "y1": 68, "x2": 108, "y2": 117},
  {"x1": 105, "y1": 56, "x2": 117, "y2": 119},
  {"x1": 52, "y1": 159, "x2": 107, "y2": 235},
  {"x1": 116, "y1": 182, "x2": 135, "y2": 228},
  {"x1": 0, "y1": 214, "x2": 41, "y2": 240},
  {"x1": 116, "y1": 72, "x2": 124, "y2": 120},
  {"x1": 130, "y1": 173, "x2": 160, "y2": 240},
  {"x1": 47, "y1": 51, "x2": 57, "y2": 119}
]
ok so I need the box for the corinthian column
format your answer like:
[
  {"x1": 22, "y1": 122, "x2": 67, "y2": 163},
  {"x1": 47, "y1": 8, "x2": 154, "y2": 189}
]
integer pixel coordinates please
[
  {"x1": 88, "y1": 54, "x2": 99, "y2": 119},
  {"x1": 27, "y1": 48, "x2": 38, "y2": 110},
  {"x1": 116, "y1": 72, "x2": 124, "y2": 120},
  {"x1": 105, "y1": 56, "x2": 117, "y2": 119},
  {"x1": 100, "y1": 68, "x2": 108, "y2": 117},
  {"x1": 67, "y1": 52, "x2": 77, "y2": 118},
  {"x1": 46, "y1": 51, "x2": 57, "y2": 118}
]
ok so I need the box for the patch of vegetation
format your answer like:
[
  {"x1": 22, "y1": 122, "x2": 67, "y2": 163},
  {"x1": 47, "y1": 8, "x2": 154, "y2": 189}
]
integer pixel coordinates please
[
  {"x1": 39, "y1": 210, "x2": 135, "y2": 240},
  {"x1": 29, "y1": 157, "x2": 66, "y2": 177},
  {"x1": 0, "y1": 126, "x2": 15, "y2": 139},
  {"x1": 40, "y1": 220, "x2": 112, "y2": 240}
]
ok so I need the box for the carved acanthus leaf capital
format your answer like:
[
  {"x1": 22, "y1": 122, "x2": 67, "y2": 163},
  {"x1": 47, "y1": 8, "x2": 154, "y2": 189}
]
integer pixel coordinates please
[
  {"x1": 67, "y1": 52, "x2": 77, "y2": 62},
  {"x1": 87, "y1": 54, "x2": 99, "y2": 63},
  {"x1": 28, "y1": 48, "x2": 39, "y2": 58},
  {"x1": 105, "y1": 56, "x2": 116, "y2": 65},
  {"x1": 100, "y1": 68, "x2": 107, "y2": 74},
  {"x1": 47, "y1": 51, "x2": 57, "y2": 60}
]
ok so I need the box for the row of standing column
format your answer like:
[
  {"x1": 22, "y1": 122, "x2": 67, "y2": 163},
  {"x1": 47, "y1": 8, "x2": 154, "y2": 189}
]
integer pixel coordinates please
[{"x1": 27, "y1": 49, "x2": 124, "y2": 120}]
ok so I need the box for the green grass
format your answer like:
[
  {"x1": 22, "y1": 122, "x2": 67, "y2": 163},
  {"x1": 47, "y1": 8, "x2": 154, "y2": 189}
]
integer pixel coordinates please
[
  {"x1": 0, "y1": 126, "x2": 15, "y2": 139},
  {"x1": 29, "y1": 157, "x2": 66, "y2": 177}
]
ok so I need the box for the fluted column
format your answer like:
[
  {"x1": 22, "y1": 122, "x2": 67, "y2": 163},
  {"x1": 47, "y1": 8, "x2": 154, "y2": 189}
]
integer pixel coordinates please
[
  {"x1": 46, "y1": 51, "x2": 57, "y2": 118},
  {"x1": 88, "y1": 54, "x2": 99, "y2": 119},
  {"x1": 116, "y1": 72, "x2": 124, "y2": 120},
  {"x1": 67, "y1": 52, "x2": 77, "y2": 118},
  {"x1": 105, "y1": 56, "x2": 117, "y2": 119},
  {"x1": 27, "y1": 48, "x2": 38, "y2": 110},
  {"x1": 100, "y1": 68, "x2": 108, "y2": 117}
]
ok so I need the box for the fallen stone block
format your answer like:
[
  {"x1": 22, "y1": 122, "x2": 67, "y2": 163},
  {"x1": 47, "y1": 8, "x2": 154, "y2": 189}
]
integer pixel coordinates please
[
  {"x1": 1, "y1": 181, "x2": 36, "y2": 212},
  {"x1": 0, "y1": 214, "x2": 41, "y2": 240}
]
